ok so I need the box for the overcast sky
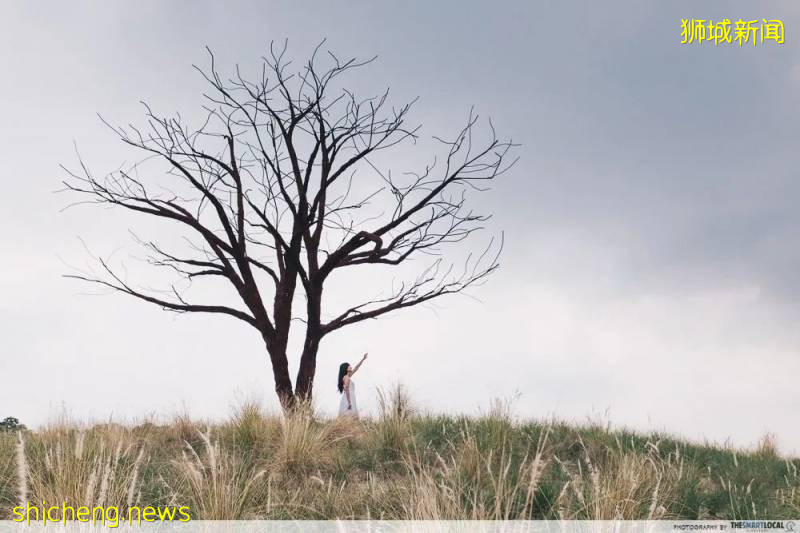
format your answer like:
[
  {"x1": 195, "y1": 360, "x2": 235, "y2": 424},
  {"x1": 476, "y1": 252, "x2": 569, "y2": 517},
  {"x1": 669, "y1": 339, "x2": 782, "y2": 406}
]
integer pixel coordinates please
[{"x1": 1, "y1": 1, "x2": 799, "y2": 454}]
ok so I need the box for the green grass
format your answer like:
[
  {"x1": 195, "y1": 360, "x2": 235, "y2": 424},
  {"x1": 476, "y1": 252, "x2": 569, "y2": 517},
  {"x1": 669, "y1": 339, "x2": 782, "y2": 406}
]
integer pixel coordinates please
[
  {"x1": 0, "y1": 432, "x2": 17, "y2": 519},
  {"x1": 1, "y1": 394, "x2": 798, "y2": 520}
]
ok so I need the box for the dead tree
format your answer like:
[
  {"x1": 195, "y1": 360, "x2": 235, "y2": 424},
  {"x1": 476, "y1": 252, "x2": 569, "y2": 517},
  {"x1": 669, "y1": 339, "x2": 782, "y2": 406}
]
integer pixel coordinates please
[{"x1": 63, "y1": 43, "x2": 517, "y2": 407}]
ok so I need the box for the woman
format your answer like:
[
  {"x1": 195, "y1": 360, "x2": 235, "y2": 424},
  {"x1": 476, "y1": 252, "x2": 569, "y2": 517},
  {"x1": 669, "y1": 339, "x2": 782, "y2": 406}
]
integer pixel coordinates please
[{"x1": 338, "y1": 353, "x2": 368, "y2": 417}]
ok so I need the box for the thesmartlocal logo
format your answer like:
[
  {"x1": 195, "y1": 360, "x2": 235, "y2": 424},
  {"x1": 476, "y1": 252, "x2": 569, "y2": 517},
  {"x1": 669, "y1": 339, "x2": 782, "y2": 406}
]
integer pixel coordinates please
[{"x1": 730, "y1": 522, "x2": 795, "y2": 532}]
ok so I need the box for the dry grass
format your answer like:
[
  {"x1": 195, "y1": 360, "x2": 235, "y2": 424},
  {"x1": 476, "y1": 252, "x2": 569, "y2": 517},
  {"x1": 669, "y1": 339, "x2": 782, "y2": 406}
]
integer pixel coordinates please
[
  {"x1": 272, "y1": 402, "x2": 341, "y2": 474},
  {"x1": 371, "y1": 385, "x2": 414, "y2": 455},
  {"x1": 0, "y1": 432, "x2": 17, "y2": 518},
  {"x1": 225, "y1": 401, "x2": 279, "y2": 455},
  {"x1": 553, "y1": 438, "x2": 677, "y2": 519},
  {"x1": 776, "y1": 459, "x2": 800, "y2": 515},
  {"x1": 165, "y1": 427, "x2": 267, "y2": 519},
  {"x1": 22, "y1": 421, "x2": 147, "y2": 512},
  {"x1": 756, "y1": 432, "x2": 780, "y2": 458},
  {"x1": 399, "y1": 425, "x2": 550, "y2": 519},
  {"x1": 1, "y1": 396, "x2": 799, "y2": 520}
]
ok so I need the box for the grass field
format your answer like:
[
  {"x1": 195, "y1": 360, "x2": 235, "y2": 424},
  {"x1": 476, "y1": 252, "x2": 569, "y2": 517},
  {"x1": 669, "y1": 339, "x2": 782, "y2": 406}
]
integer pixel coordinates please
[{"x1": 1, "y1": 388, "x2": 798, "y2": 520}]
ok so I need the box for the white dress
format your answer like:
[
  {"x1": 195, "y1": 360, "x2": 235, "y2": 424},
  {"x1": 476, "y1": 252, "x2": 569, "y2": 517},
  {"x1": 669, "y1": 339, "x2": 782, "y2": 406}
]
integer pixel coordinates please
[{"x1": 338, "y1": 378, "x2": 358, "y2": 417}]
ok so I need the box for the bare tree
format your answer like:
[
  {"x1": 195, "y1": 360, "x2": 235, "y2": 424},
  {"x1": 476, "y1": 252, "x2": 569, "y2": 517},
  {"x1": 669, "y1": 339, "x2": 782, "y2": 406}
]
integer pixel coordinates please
[{"x1": 63, "y1": 43, "x2": 517, "y2": 407}]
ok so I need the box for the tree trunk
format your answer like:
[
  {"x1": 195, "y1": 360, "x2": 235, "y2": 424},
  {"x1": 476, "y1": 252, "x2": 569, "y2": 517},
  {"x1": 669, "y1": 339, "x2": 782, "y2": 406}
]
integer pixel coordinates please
[
  {"x1": 295, "y1": 287, "x2": 322, "y2": 401},
  {"x1": 264, "y1": 332, "x2": 294, "y2": 409},
  {"x1": 294, "y1": 336, "x2": 320, "y2": 401},
  {"x1": 270, "y1": 238, "x2": 301, "y2": 408}
]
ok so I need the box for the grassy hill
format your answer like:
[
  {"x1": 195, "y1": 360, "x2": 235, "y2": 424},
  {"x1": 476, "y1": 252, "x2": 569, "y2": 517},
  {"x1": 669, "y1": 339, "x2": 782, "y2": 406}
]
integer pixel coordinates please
[{"x1": 1, "y1": 389, "x2": 798, "y2": 520}]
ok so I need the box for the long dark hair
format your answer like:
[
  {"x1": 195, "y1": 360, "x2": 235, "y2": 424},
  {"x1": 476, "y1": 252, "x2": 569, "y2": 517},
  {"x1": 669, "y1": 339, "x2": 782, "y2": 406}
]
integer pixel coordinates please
[{"x1": 337, "y1": 362, "x2": 350, "y2": 393}]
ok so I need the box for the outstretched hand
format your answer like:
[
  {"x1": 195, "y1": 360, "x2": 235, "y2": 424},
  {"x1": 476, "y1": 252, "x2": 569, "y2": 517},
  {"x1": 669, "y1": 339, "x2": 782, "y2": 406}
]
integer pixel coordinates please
[
  {"x1": 362, "y1": 352, "x2": 368, "y2": 361},
  {"x1": 351, "y1": 353, "x2": 368, "y2": 376}
]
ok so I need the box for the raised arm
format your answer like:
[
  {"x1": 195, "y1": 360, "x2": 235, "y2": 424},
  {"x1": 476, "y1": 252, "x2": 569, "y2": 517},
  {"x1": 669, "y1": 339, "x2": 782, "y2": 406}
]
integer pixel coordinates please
[{"x1": 351, "y1": 353, "x2": 368, "y2": 375}]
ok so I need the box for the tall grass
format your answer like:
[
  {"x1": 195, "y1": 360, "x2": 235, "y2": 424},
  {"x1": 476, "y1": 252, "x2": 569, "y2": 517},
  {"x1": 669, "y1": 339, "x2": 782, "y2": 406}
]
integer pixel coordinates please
[
  {"x1": 273, "y1": 402, "x2": 341, "y2": 474},
  {"x1": 399, "y1": 424, "x2": 550, "y2": 519},
  {"x1": 777, "y1": 459, "x2": 800, "y2": 515},
  {"x1": 165, "y1": 428, "x2": 267, "y2": 519},
  {"x1": 553, "y1": 437, "x2": 676, "y2": 519},
  {"x1": 0, "y1": 432, "x2": 17, "y2": 518},
  {"x1": 371, "y1": 385, "x2": 414, "y2": 457},
  {"x1": 22, "y1": 422, "x2": 146, "y2": 512},
  {"x1": 223, "y1": 401, "x2": 279, "y2": 456},
  {"x1": 2, "y1": 397, "x2": 799, "y2": 520}
]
